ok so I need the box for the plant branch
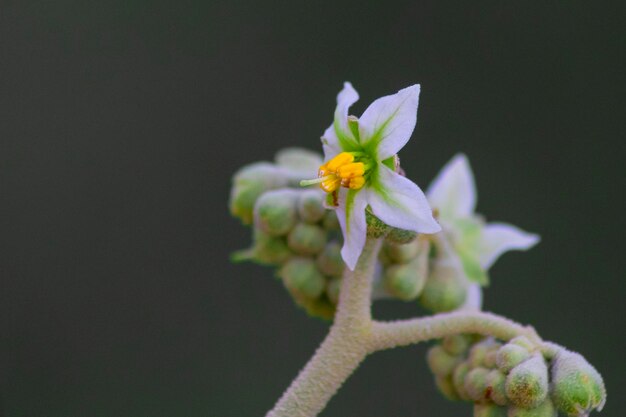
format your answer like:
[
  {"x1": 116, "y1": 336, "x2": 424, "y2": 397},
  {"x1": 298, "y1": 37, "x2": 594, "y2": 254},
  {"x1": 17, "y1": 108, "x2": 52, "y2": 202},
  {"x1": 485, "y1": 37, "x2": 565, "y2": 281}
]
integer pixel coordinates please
[
  {"x1": 368, "y1": 311, "x2": 540, "y2": 352},
  {"x1": 266, "y1": 238, "x2": 382, "y2": 417}
]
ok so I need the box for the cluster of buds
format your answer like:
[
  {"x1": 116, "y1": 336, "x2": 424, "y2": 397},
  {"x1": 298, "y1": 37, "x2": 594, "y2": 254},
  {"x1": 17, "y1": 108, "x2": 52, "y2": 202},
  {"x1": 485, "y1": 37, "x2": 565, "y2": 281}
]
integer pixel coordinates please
[{"x1": 426, "y1": 335, "x2": 606, "y2": 416}]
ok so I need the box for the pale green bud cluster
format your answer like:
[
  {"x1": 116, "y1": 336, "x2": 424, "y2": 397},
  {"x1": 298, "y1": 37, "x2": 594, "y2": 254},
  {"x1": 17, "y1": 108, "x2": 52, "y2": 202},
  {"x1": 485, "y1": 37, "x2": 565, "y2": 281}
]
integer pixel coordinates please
[
  {"x1": 426, "y1": 336, "x2": 605, "y2": 417},
  {"x1": 231, "y1": 149, "x2": 467, "y2": 319}
]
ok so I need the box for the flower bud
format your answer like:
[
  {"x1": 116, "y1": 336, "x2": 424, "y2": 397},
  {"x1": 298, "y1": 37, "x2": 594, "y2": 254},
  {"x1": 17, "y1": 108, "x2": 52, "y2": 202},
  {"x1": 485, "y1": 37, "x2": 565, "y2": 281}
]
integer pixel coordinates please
[
  {"x1": 474, "y1": 404, "x2": 507, "y2": 417},
  {"x1": 469, "y1": 338, "x2": 500, "y2": 368},
  {"x1": 435, "y1": 375, "x2": 460, "y2": 401},
  {"x1": 427, "y1": 345, "x2": 461, "y2": 377},
  {"x1": 419, "y1": 262, "x2": 468, "y2": 312},
  {"x1": 507, "y1": 399, "x2": 557, "y2": 417},
  {"x1": 322, "y1": 210, "x2": 340, "y2": 231},
  {"x1": 452, "y1": 362, "x2": 471, "y2": 401},
  {"x1": 248, "y1": 228, "x2": 293, "y2": 265},
  {"x1": 326, "y1": 277, "x2": 341, "y2": 305},
  {"x1": 280, "y1": 257, "x2": 326, "y2": 299},
  {"x1": 550, "y1": 350, "x2": 606, "y2": 417},
  {"x1": 497, "y1": 344, "x2": 531, "y2": 374},
  {"x1": 275, "y1": 147, "x2": 323, "y2": 182},
  {"x1": 486, "y1": 369, "x2": 508, "y2": 406},
  {"x1": 442, "y1": 335, "x2": 470, "y2": 356},
  {"x1": 295, "y1": 294, "x2": 336, "y2": 320},
  {"x1": 254, "y1": 189, "x2": 299, "y2": 236},
  {"x1": 464, "y1": 367, "x2": 490, "y2": 402},
  {"x1": 505, "y1": 354, "x2": 549, "y2": 409},
  {"x1": 509, "y1": 336, "x2": 536, "y2": 352},
  {"x1": 384, "y1": 239, "x2": 421, "y2": 263},
  {"x1": 316, "y1": 241, "x2": 345, "y2": 277},
  {"x1": 297, "y1": 189, "x2": 326, "y2": 223},
  {"x1": 287, "y1": 223, "x2": 327, "y2": 255},
  {"x1": 383, "y1": 257, "x2": 428, "y2": 301}
]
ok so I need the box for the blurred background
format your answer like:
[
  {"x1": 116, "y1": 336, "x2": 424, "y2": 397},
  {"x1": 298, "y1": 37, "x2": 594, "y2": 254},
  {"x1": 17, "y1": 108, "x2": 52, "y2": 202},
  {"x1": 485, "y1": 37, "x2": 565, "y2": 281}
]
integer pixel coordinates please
[{"x1": 0, "y1": 1, "x2": 623, "y2": 416}]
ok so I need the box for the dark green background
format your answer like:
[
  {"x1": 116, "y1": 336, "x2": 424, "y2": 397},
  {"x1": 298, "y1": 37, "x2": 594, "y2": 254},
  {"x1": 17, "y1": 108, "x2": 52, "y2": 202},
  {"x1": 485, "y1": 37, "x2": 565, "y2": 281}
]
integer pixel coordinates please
[{"x1": 0, "y1": 1, "x2": 623, "y2": 416}]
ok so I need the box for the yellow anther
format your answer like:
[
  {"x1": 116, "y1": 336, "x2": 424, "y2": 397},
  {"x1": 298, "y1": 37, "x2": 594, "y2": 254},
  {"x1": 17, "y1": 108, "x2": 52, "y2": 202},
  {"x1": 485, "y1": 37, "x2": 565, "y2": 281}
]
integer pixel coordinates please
[
  {"x1": 337, "y1": 162, "x2": 365, "y2": 179},
  {"x1": 325, "y1": 152, "x2": 354, "y2": 171},
  {"x1": 320, "y1": 177, "x2": 341, "y2": 193},
  {"x1": 342, "y1": 176, "x2": 366, "y2": 190}
]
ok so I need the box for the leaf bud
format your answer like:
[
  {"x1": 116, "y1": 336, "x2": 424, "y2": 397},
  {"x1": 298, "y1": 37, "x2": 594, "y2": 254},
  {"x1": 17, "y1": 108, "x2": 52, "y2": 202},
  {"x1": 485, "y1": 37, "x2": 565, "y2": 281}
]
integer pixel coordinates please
[
  {"x1": 427, "y1": 345, "x2": 461, "y2": 377},
  {"x1": 464, "y1": 367, "x2": 490, "y2": 402},
  {"x1": 419, "y1": 262, "x2": 468, "y2": 312},
  {"x1": 505, "y1": 354, "x2": 549, "y2": 409},
  {"x1": 280, "y1": 257, "x2": 326, "y2": 299},
  {"x1": 474, "y1": 404, "x2": 507, "y2": 417},
  {"x1": 507, "y1": 399, "x2": 557, "y2": 417},
  {"x1": 287, "y1": 223, "x2": 327, "y2": 255},
  {"x1": 254, "y1": 189, "x2": 299, "y2": 236},
  {"x1": 297, "y1": 189, "x2": 327, "y2": 223},
  {"x1": 550, "y1": 350, "x2": 606, "y2": 417},
  {"x1": 497, "y1": 344, "x2": 532, "y2": 374},
  {"x1": 316, "y1": 241, "x2": 345, "y2": 277}
]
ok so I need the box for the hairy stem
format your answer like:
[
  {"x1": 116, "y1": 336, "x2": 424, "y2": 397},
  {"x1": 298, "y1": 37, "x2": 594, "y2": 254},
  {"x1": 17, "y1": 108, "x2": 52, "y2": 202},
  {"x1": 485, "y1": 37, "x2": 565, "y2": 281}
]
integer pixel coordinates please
[
  {"x1": 266, "y1": 238, "x2": 382, "y2": 417},
  {"x1": 368, "y1": 311, "x2": 540, "y2": 352}
]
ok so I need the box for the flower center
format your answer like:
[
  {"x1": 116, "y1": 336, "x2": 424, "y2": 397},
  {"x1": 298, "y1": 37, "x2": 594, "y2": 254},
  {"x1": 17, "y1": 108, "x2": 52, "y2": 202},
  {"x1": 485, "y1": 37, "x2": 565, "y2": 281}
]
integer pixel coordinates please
[{"x1": 300, "y1": 152, "x2": 371, "y2": 193}]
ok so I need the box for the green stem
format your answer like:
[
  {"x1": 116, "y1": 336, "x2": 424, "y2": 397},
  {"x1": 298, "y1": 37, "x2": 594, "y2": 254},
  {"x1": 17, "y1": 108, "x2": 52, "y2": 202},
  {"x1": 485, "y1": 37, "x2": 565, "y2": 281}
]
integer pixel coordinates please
[{"x1": 368, "y1": 311, "x2": 540, "y2": 352}]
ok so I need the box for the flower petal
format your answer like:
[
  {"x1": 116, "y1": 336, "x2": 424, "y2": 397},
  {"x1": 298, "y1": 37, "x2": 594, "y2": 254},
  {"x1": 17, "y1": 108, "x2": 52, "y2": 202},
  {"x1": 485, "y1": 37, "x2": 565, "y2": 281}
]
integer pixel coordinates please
[
  {"x1": 335, "y1": 188, "x2": 368, "y2": 270},
  {"x1": 367, "y1": 165, "x2": 441, "y2": 234},
  {"x1": 358, "y1": 84, "x2": 420, "y2": 160},
  {"x1": 426, "y1": 154, "x2": 477, "y2": 220},
  {"x1": 478, "y1": 222, "x2": 540, "y2": 269},
  {"x1": 321, "y1": 82, "x2": 360, "y2": 159}
]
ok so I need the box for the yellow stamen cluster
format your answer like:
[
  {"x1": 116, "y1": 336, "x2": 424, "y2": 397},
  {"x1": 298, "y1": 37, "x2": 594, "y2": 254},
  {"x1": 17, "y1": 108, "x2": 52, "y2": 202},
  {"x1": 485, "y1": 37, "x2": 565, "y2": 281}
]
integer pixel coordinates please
[{"x1": 318, "y1": 152, "x2": 366, "y2": 192}]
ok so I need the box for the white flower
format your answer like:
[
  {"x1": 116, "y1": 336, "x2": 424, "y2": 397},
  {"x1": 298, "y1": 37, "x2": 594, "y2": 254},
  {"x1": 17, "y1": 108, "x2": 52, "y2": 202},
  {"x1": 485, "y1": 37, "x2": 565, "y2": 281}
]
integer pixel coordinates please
[
  {"x1": 301, "y1": 82, "x2": 440, "y2": 270},
  {"x1": 427, "y1": 154, "x2": 540, "y2": 285}
]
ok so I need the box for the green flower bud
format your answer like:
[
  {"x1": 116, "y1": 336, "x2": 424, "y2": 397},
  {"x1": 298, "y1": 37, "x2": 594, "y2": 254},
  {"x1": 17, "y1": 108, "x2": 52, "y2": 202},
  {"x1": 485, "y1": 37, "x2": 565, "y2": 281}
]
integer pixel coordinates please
[
  {"x1": 452, "y1": 361, "x2": 471, "y2": 401},
  {"x1": 299, "y1": 295, "x2": 336, "y2": 321},
  {"x1": 254, "y1": 189, "x2": 298, "y2": 236},
  {"x1": 274, "y1": 147, "x2": 323, "y2": 183},
  {"x1": 469, "y1": 339, "x2": 500, "y2": 368},
  {"x1": 505, "y1": 354, "x2": 549, "y2": 409},
  {"x1": 326, "y1": 277, "x2": 341, "y2": 305},
  {"x1": 497, "y1": 344, "x2": 531, "y2": 374},
  {"x1": 384, "y1": 240, "x2": 421, "y2": 263},
  {"x1": 230, "y1": 162, "x2": 289, "y2": 224},
  {"x1": 316, "y1": 241, "x2": 345, "y2": 277},
  {"x1": 244, "y1": 228, "x2": 292, "y2": 265},
  {"x1": 297, "y1": 189, "x2": 326, "y2": 224},
  {"x1": 509, "y1": 336, "x2": 536, "y2": 352},
  {"x1": 383, "y1": 258, "x2": 428, "y2": 301},
  {"x1": 486, "y1": 369, "x2": 508, "y2": 406},
  {"x1": 474, "y1": 404, "x2": 507, "y2": 417},
  {"x1": 464, "y1": 367, "x2": 490, "y2": 402},
  {"x1": 550, "y1": 350, "x2": 606, "y2": 417},
  {"x1": 419, "y1": 263, "x2": 468, "y2": 312},
  {"x1": 507, "y1": 399, "x2": 557, "y2": 417},
  {"x1": 435, "y1": 375, "x2": 460, "y2": 401},
  {"x1": 427, "y1": 345, "x2": 461, "y2": 377},
  {"x1": 484, "y1": 350, "x2": 499, "y2": 369},
  {"x1": 442, "y1": 334, "x2": 470, "y2": 356},
  {"x1": 280, "y1": 257, "x2": 326, "y2": 299},
  {"x1": 322, "y1": 209, "x2": 340, "y2": 231},
  {"x1": 287, "y1": 223, "x2": 327, "y2": 255}
]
